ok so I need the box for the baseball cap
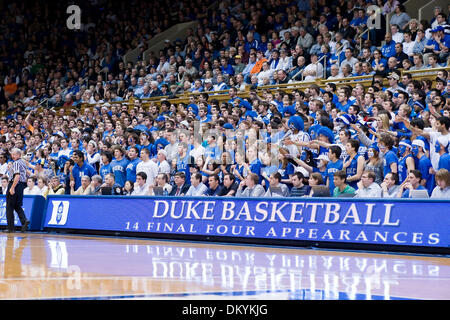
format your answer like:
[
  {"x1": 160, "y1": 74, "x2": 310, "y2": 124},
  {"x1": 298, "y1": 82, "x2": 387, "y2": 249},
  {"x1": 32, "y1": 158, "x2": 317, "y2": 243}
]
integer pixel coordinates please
[{"x1": 235, "y1": 55, "x2": 241, "y2": 59}]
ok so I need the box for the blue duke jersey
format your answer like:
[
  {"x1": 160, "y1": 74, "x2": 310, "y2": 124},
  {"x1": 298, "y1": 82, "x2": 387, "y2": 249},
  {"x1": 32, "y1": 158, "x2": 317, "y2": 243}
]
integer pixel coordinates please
[
  {"x1": 110, "y1": 157, "x2": 129, "y2": 187},
  {"x1": 177, "y1": 154, "x2": 191, "y2": 181},
  {"x1": 326, "y1": 159, "x2": 343, "y2": 193},
  {"x1": 398, "y1": 154, "x2": 413, "y2": 183},
  {"x1": 345, "y1": 154, "x2": 362, "y2": 189}
]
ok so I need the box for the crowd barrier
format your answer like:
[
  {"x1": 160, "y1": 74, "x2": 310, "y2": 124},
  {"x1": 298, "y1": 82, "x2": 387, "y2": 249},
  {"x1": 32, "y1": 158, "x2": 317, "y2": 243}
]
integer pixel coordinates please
[
  {"x1": 0, "y1": 195, "x2": 46, "y2": 231},
  {"x1": 1, "y1": 194, "x2": 448, "y2": 253}
]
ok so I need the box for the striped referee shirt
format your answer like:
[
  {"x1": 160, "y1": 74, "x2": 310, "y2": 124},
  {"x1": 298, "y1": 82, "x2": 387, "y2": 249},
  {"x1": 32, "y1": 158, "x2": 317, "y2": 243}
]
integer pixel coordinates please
[{"x1": 7, "y1": 158, "x2": 28, "y2": 183}]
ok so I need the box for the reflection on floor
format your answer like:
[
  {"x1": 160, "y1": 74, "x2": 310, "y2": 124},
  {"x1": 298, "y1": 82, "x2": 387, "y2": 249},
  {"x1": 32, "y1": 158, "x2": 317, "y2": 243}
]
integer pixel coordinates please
[{"x1": 0, "y1": 233, "x2": 449, "y2": 300}]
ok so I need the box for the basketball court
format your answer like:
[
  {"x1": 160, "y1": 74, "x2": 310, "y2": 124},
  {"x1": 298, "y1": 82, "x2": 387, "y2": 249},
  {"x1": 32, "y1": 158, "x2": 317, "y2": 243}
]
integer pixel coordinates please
[{"x1": 0, "y1": 232, "x2": 448, "y2": 300}]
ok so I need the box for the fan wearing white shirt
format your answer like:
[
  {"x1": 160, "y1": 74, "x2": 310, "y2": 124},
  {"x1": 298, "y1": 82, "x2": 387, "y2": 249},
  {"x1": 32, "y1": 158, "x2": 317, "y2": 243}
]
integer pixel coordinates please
[
  {"x1": 132, "y1": 172, "x2": 150, "y2": 196},
  {"x1": 354, "y1": 171, "x2": 382, "y2": 198},
  {"x1": 402, "y1": 32, "x2": 415, "y2": 56},
  {"x1": 156, "y1": 149, "x2": 171, "y2": 174},
  {"x1": 136, "y1": 148, "x2": 158, "y2": 186},
  {"x1": 185, "y1": 172, "x2": 208, "y2": 196}
]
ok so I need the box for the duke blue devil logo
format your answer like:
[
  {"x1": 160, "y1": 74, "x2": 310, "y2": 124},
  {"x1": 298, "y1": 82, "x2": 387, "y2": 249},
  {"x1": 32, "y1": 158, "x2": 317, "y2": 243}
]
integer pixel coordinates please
[{"x1": 48, "y1": 201, "x2": 70, "y2": 226}]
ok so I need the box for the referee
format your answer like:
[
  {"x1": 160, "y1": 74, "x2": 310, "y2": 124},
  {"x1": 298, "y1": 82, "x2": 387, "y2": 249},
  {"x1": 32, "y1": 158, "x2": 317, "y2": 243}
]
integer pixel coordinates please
[{"x1": 4, "y1": 148, "x2": 30, "y2": 233}]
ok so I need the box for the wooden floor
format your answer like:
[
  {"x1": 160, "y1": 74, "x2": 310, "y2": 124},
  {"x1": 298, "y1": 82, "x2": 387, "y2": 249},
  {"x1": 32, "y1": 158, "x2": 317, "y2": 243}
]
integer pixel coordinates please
[{"x1": 0, "y1": 232, "x2": 448, "y2": 300}]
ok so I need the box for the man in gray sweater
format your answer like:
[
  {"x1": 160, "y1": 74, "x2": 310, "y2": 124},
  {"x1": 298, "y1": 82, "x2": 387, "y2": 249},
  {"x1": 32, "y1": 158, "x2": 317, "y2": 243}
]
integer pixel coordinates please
[{"x1": 236, "y1": 173, "x2": 266, "y2": 197}]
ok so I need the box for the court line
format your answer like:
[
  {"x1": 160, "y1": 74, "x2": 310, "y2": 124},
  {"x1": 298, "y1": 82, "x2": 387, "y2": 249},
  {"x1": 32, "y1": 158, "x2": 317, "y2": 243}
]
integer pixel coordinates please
[{"x1": 23, "y1": 232, "x2": 450, "y2": 259}]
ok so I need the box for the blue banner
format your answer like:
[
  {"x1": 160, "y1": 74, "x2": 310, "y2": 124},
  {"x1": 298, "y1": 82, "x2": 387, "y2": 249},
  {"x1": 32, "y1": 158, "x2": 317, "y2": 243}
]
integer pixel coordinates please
[
  {"x1": 42, "y1": 196, "x2": 450, "y2": 250},
  {"x1": 0, "y1": 195, "x2": 46, "y2": 231}
]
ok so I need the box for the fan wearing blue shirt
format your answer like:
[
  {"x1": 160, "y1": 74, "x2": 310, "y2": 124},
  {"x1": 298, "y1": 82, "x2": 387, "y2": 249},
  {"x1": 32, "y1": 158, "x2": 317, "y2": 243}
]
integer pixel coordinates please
[
  {"x1": 326, "y1": 145, "x2": 343, "y2": 194},
  {"x1": 99, "y1": 151, "x2": 113, "y2": 180},
  {"x1": 342, "y1": 139, "x2": 365, "y2": 189},
  {"x1": 399, "y1": 170, "x2": 428, "y2": 198},
  {"x1": 335, "y1": 91, "x2": 354, "y2": 113},
  {"x1": 436, "y1": 136, "x2": 450, "y2": 171},
  {"x1": 381, "y1": 34, "x2": 396, "y2": 58},
  {"x1": 110, "y1": 146, "x2": 129, "y2": 187},
  {"x1": 176, "y1": 142, "x2": 192, "y2": 182},
  {"x1": 125, "y1": 146, "x2": 141, "y2": 183},
  {"x1": 378, "y1": 134, "x2": 398, "y2": 176},
  {"x1": 411, "y1": 139, "x2": 434, "y2": 194},
  {"x1": 397, "y1": 139, "x2": 415, "y2": 184},
  {"x1": 204, "y1": 134, "x2": 221, "y2": 161},
  {"x1": 71, "y1": 150, "x2": 97, "y2": 190},
  {"x1": 246, "y1": 147, "x2": 262, "y2": 183}
]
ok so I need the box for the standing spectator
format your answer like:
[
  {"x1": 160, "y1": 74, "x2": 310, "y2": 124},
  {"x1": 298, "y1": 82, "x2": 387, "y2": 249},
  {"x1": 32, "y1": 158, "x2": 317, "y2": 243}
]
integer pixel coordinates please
[
  {"x1": 136, "y1": 148, "x2": 158, "y2": 187},
  {"x1": 110, "y1": 146, "x2": 129, "y2": 188},
  {"x1": 71, "y1": 150, "x2": 97, "y2": 190}
]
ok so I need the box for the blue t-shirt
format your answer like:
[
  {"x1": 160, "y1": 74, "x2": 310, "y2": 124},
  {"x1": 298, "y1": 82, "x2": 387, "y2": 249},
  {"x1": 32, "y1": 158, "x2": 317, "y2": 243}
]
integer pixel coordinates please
[
  {"x1": 204, "y1": 144, "x2": 221, "y2": 160},
  {"x1": 438, "y1": 153, "x2": 450, "y2": 171},
  {"x1": 249, "y1": 158, "x2": 262, "y2": 182},
  {"x1": 417, "y1": 155, "x2": 434, "y2": 194},
  {"x1": 261, "y1": 165, "x2": 278, "y2": 188},
  {"x1": 72, "y1": 161, "x2": 97, "y2": 189},
  {"x1": 126, "y1": 158, "x2": 142, "y2": 183},
  {"x1": 110, "y1": 157, "x2": 129, "y2": 187},
  {"x1": 99, "y1": 163, "x2": 112, "y2": 180},
  {"x1": 383, "y1": 150, "x2": 398, "y2": 175},
  {"x1": 401, "y1": 185, "x2": 428, "y2": 198}
]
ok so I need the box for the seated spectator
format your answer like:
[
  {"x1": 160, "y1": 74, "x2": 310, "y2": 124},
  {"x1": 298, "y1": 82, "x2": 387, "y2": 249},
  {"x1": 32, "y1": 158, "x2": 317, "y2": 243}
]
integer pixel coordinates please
[
  {"x1": 0, "y1": 176, "x2": 8, "y2": 195},
  {"x1": 70, "y1": 175, "x2": 92, "y2": 195},
  {"x1": 220, "y1": 173, "x2": 239, "y2": 196},
  {"x1": 398, "y1": 170, "x2": 429, "y2": 198},
  {"x1": 24, "y1": 176, "x2": 40, "y2": 195},
  {"x1": 131, "y1": 172, "x2": 150, "y2": 196},
  {"x1": 48, "y1": 176, "x2": 65, "y2": 195},
  {"x1": 185, "y1": 172, "x2": 208, "y2": 196},
  {"x1": 381, "y1": 172, "x2": 401, "y2": 198},
  {"x1": 332, "y1": 170, "x2": 356, "y2": 197},
  {"x1": 290, "y1": 172, "x2": 311, "y2": 197},
  {"x1": 169, "y1": 171, "x2": 190, "y2": 196},
  {"x1": 264, "y1": 172, "x2": 290, "y2": 197},
  {"x1": 236, "y1": 173, "x2": 265, "y2": 197},
  {"x1": 354, "y1": 170, "x2": 382, "y2": 198},
  {"x1": 431, "y1": 169, "x2": 450, "y2": 198},
  {"x1": 100, "y1": 173, "x2": 123, "y2": 195},
  {"x1": 205, "y1": 174, "x2": 224, "y2": 196}
]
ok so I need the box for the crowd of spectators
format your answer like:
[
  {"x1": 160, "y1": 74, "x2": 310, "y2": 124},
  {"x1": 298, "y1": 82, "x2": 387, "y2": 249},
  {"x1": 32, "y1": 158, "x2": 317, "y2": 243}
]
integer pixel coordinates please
[{"x1": 0, "y1": 0, "x2": 449, "y2": 199}]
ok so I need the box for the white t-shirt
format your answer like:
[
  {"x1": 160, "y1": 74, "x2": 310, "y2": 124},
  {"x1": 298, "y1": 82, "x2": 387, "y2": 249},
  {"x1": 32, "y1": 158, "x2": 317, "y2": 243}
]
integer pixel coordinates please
[
  {"x1": 24, "y1": 185, "x2": 41, "y2": 195},
  {"x1": 136, "y1": 160, "x2": 159, "y2": 186}
]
